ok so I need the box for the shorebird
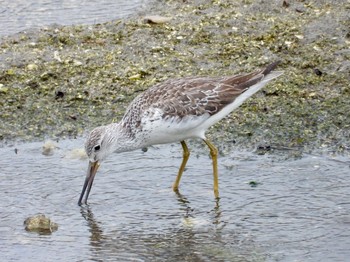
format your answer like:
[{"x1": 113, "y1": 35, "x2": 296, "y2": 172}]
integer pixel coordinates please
[{"x1": 78, "y1": 62, "x2": 283, "y2": 205}]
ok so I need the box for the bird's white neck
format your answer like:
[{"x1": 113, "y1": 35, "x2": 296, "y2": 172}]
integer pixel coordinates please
[{"x1": 104, "y1": 122, "x2": 142, "y2": 154}]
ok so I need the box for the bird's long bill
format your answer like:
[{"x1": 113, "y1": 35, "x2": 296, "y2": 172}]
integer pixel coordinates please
[{"x1": 78, "y1": 161, "x2": 100, "y2": 205}]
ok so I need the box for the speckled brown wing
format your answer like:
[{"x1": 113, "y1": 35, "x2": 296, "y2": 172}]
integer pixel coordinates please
[
  {"x1": 122, "y1": 62, "x2": 279, "y2": 131},
  {"x1": 155, "y1": 61, "x2": 280, "y2": 119},
  {"x1": 148, "y1": 77, "x2": 246, "y2": 118},
  {"x1": 145, "y1": 72, "x2": 266, "y2": 119}
]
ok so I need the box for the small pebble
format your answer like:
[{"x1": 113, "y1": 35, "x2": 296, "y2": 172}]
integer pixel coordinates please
[
  {"x1": 143, "y1": 15, "x2": 172, "y2": 24},
  {"x1": 282, "y1": 0, "x2": 290, "y2": 8},
  {"x1": 26, "y1": 64, "x2": 38, "y2": 71},
  {"x1": 55, "y1": 91, "x2": 65, "y2": 99},
  {"x1": 24, "y1": 214, "x2": 58, "y2": 234},
  {"x1": 0, "y1": 85, "x2": 9, "y2": 93},
  {"x1": 42, "y1": 140, "x2": 58, "y2": 156},
  {"x1": 73, "y1": 60, "x2": 83, "y2": 66},
  {"x1": 313, "y1": 68, "x2": 323, "y2": 76},
  {"x1": 65, "y1": 148, "x2": 87, "y2": 160}
]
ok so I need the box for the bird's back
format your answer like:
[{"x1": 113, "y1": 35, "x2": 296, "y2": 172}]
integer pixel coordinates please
[{"x1": 120, "y1": 62, "x2": 282, "y2": 144}]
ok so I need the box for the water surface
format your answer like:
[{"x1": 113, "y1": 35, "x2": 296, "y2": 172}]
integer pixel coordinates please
[
  {"x1": 1, "y1": 138, "x2": 349, "y2": 261},
  {"x1": 0, "y1": 0, "x2": 149, "y2": 37}
]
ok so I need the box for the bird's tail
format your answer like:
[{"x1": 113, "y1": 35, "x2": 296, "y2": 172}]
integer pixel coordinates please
[
  {"x1": 261, "y1": 61, "x2": 284, "y2": 82},
  {"x1": 219, "y1": 62, "x2": 283, "y2": 115}
]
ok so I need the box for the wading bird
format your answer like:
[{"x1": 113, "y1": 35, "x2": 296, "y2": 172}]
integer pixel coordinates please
[{"x1": 78, "y1": 62, "x2": 283, "y2": 205}]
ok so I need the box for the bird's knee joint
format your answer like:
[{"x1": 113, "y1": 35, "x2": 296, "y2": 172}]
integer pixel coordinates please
[
  {"x1": 183, "y1": 151, "x2": 190, "y2": 158},
  {"x1": 210, "y1": 149, "x2": 218, "y2": 157}
]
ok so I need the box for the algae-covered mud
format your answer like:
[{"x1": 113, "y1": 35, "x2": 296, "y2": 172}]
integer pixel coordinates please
[{"x1": 0, "y1": 0, "x2": 349, "y2": 154}]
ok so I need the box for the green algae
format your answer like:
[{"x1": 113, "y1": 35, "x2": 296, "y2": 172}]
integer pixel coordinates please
[
  {"x1": 24, "y1": 214, "x2": 58, "y2": 234},
  {"x1": 0, "y1": 0, "x2": 349, "y2": 154}
]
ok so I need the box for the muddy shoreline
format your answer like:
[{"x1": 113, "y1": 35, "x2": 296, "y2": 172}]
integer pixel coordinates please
[{"x1": 0, "y1": 0, "x2": 349, "y2": 154}]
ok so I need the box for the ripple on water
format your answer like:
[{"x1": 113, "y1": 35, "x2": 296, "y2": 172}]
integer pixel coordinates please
[
  {"x1": 0, "y1": 138, "x2": 350, "y2": 261},
  {"x1": 0, "y1": 0, "x2": 149, "y2": 37}
]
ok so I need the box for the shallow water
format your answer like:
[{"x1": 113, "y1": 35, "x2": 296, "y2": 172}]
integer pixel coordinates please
[
  {"x1": 0, "y1": 0, "x2": 149, "y2": 37},
  {"x1": 1, "y1": 138, "x2": 350, "y2": 261}
]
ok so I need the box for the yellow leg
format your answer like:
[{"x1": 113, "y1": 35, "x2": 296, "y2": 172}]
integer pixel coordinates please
[
  {"x1": 173, "y1": 141, "x2": 190, "y2": 192},
  {"x1": 203, "y1": 139, "x2": 219, "y2": 199}
]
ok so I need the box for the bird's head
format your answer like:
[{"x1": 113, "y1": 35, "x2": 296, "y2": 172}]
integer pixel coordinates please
[
  {"x1": 78, "y1": 126, "x2": 109, "y2": 206},
  {"x1": 84, "y1": 126, "x2": 109, "y2": 162}
]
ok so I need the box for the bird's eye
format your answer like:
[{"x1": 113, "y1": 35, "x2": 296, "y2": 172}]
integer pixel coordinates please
[{"x1": 94, "y1": 145, "x2": 101, "y2": 151}]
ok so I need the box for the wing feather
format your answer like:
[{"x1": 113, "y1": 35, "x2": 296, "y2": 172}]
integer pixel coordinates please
[{"x1": 122, "y1": 62, "x2": 280, "y2": 132}]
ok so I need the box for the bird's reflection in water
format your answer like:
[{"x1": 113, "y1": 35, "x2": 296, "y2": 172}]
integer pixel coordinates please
[
  {"x1": 212, "y1": 198, "x2": 226, "y2": 228},
  {"x1": 80, "y1": 206, "x2": 106, "y2": 247},
  {"x1": 175, "y1": 191, "x2": 225, "y2": 228},
  {"x1": 174, "y1": 191, "x2": 194, "y2": 218},
  {"x1": 78, "y1": 196, "x2": 245, "y2": 261}
]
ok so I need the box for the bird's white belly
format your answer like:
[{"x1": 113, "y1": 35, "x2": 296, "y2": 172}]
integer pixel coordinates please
[{"x1": 138, "y1": 114, "x2": 210, "y2": 146}]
